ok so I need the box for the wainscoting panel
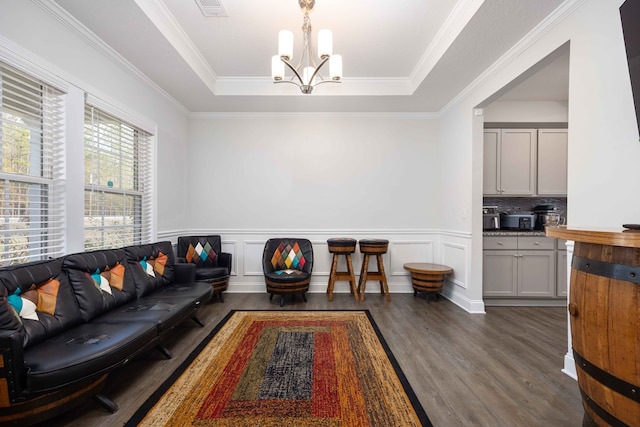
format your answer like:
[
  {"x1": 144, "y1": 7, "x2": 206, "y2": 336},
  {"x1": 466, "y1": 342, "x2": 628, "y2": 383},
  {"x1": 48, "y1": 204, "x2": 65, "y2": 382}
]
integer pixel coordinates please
[
  {"x1": 442, "y1": 242, "x2": 467, "y2": 289},
  {"x1": 243, "y1": 240, "x2": 266, "y2": 276},
  {"x1": 311, "y1": 240, "x2": 331, "y2": 276},
  {"x1": 439, "y1": 231, "x2": 482, "y2": 313},
  {"x1": 389, "y1": 240, "x2": 435, "y2": 276},
  {"x1": 221, "y1": 240, "x2": 238, "y2": 276},
  {"x1": 158, "y1": 229, "x2": 479, "y2": 312}
]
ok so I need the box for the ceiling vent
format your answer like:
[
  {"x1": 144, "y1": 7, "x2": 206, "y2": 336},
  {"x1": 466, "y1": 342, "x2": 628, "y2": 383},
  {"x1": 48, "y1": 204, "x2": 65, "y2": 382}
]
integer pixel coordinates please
[{"x1": 194, "y1": 0, "x2": 228, "y2": 17}]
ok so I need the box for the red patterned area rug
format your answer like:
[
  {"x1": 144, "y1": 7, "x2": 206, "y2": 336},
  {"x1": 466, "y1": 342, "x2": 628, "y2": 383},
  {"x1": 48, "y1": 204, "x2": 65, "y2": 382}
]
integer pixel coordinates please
[{"x1": 126, "y1": 310, "x2": 432, "y2": 426}]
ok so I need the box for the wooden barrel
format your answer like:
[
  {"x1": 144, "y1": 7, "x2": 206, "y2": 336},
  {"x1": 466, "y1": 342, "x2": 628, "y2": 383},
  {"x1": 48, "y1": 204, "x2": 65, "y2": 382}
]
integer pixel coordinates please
[{"x1": 569, "y1": 241, "x2": 640, "y2": 426}]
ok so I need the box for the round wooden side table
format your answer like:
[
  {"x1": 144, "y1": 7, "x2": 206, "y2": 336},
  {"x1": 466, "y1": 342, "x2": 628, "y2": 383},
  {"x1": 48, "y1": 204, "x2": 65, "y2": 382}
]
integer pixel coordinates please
[{"x1": 403, "y1": 263, "x2": 453, "y2": 300}]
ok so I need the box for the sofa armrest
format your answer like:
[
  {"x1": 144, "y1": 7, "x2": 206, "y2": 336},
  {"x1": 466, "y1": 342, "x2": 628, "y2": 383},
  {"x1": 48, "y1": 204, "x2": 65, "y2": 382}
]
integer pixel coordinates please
[
  {"x1": 0, "y1": 329, "x2": 26, "y2": 403},
  {"x1": 174, "y1": 262, "x2": 196, "y2": 283},
  {"x1": 218, "y1": 252, "x2": 232, "y2": 274}
]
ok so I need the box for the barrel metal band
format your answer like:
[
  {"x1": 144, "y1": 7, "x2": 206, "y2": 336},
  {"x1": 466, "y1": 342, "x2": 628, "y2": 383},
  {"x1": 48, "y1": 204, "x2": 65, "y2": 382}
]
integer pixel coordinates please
[
  {"x1": 574, "y1": 349, "x2": 640, "y2": 404},
  {"x1": 572, "y1": 256, "x2": 640, "y2": 284},
  {"x1": 579, "y1": 387, "x2": 629, "y2": 427}
]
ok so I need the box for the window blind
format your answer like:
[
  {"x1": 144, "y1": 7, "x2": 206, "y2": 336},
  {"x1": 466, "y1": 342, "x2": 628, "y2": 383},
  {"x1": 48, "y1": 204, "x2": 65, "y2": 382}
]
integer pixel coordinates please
[
  {"x1": 84, "y1": 105, "x2": 152, "y2": 250},
  {"x1": 0, "y1": 63, "x2": 66, "y2": 266}
]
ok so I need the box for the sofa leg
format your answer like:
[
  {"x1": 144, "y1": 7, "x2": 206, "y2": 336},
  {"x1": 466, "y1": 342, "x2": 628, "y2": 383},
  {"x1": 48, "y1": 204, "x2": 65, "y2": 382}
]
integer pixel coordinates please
[
  {"x1": 280, "y1": 295, "x2": 285, "y2": 307},
  {"x1": 302, "y1": 293, "x2": 307, "y2": 302},
  {"x1": 94, "y1": 393, "x2": 119, "y2": 413},
  {"x1": 218, "y1": 293, "x2": 224, "y2": 303},
  {"x1": 157, "y1": 344, "x2": 174, "y2": 359},
  {"x1": 191, "y1": 315, "x2": 205, "y2": 327}
]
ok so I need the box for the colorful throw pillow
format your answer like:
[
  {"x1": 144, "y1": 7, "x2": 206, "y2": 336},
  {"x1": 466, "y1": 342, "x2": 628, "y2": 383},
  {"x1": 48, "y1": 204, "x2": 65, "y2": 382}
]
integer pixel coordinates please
[
  {"x1": 89, "y1": 263, "x2": 126, "y2": 295},
  {"x1": 139, "y1": 252, "x2": 168, "y2": 277},
  {"x1": 271, "y1": 242, "x2": 306, "y2": 270},
  {"x1": 185, "y1": 242, "x2": 217, "y2": 264},
  {"x1": 7, "y1": 279, "x2": 60, "y2": 321},
  {"x1": 275, "y1": 269, "x2": 303, "y2": 275}
]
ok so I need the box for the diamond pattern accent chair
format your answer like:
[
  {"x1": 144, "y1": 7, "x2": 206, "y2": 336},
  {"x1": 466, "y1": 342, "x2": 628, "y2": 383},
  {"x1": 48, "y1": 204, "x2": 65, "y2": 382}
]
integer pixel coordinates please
[
  {"x1": 177, "y1": 235, "x2": 231, "y2": 302},
  {"x1": 262, "y1": 238, "x2": 314, "y2": 307}
]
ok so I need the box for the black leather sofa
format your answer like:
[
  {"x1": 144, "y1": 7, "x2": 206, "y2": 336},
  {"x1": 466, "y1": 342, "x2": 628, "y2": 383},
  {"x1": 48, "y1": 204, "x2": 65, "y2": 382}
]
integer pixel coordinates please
[{"x1": 0, "y1": 241, "x2": 212, "y2": 425}]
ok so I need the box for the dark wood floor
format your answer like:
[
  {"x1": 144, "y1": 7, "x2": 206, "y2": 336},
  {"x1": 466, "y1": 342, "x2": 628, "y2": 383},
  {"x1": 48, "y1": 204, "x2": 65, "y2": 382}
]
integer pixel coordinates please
[{"x1": 43, "y1": 293, "x2": 583, "y2": 426}]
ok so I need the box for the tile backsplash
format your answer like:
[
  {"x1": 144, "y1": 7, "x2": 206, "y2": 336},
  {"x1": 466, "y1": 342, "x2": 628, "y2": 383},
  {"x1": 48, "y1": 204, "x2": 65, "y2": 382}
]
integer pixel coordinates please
[{"x1": 483, "y1": 197, "x2": 567, "y2": 217}]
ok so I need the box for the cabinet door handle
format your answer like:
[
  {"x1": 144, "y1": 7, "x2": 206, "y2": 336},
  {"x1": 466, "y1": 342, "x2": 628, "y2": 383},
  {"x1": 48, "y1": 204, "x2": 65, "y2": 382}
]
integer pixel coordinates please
[
  {"x1": 534, "y1": 242, "x2": 540, "y2": 245},
  {"x1": 497, "y1": 242, "x2": 503, "y2": 246}
]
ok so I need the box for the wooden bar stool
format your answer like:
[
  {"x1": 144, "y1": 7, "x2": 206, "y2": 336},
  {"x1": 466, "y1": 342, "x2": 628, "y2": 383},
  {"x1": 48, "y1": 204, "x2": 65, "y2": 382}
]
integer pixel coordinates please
[
  {"x1": 326, "y1": 238, "x2": 358, "y2": 301},
  {"x1": 358, "y1": 239, "x2": 390, "y2": 302}
]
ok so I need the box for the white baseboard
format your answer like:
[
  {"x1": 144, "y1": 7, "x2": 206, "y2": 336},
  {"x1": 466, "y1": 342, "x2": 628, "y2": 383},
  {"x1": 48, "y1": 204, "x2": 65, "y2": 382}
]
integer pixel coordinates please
[{"x1": 563, "y1": 353, "x2": 577, "y2": 380}]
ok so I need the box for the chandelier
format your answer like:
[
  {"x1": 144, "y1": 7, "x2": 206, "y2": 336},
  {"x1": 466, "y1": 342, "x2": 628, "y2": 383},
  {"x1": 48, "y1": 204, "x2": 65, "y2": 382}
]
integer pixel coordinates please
[{"x1": 271, "y1": 0, "x2": 342, "y2": 94}]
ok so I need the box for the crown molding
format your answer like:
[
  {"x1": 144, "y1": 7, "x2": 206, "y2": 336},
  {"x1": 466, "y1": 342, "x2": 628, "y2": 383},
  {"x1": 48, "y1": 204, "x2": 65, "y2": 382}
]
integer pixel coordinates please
[
  {"x1": 408, "y1": 0, "x2": 486, "y2": 93},
  {"x1": 440, "y1": 0, "x2": 587, "y2": 114},
  {"x1": 33, "y1": 0, "x2": 189, "y2": 115},
  {"x1": 189, "y1": 111, "x2": 439, "y2": 119},
  {"x1": 158, "y1": 228, "x2": 444, "y2": 237},
  {"x1": 133, "y1": 0, "x2": 218, "y2": 95},
  {"x1": 213, "y1": 76, "x2": 413, "y2": 97}
]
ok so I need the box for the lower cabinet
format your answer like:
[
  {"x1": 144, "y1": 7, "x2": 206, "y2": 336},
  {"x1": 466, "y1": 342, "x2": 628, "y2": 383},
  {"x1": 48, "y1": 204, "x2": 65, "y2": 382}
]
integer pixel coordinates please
[
  {"x1": 483, "y1": 236, "x2": 557, "y2": 298},
  {"x1": 556, "y1": 249, "x2": 568, "y2": 297}
]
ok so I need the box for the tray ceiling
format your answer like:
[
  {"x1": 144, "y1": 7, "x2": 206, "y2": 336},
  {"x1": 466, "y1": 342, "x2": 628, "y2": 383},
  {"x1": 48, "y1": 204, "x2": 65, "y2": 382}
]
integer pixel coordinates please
[{"x1": 50, "y1": 0, "x2": 570, "y2": 112}]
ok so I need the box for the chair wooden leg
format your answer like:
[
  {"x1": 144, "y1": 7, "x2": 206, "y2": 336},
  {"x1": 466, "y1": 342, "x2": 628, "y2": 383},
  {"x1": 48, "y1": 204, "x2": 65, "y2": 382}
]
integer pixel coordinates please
[
  {"x1": 376, "y1": 254, "x2": 391, "y2": 301},
  {"x1": 358, "y1": 254, "x2": 371, "y2": 301},
  {"x1": 327, "y1": 254, "x2": 338, "y2": 301},
  {"x1": 346, "y1": 254, "x2": 358, "y2": 301}
]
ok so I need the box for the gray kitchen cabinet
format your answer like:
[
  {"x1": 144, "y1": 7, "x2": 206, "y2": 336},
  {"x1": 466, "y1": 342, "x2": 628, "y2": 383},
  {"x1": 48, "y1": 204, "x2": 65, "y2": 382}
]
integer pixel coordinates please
[
  {"x1": 483, "y1": 129, "x2": 500, "y2": 195},
  {"x1": 483, "y1": 250, "x2": 518, "y2": 296},
  {"x1": 556, "y1": 240, "x2": 568, "y2": 297},
  {"x1": 483, "y1": 236, "x2": 556, "y2": 298},
  {"x1": 483, "y1": 129, "x2": 537, "y2": 196},
  {"x1": 537, "y1": 129, "x2": 568, "y2": 196},
  {"x1": 518, "y1": 250, "x2": 556, "y2": 297}
]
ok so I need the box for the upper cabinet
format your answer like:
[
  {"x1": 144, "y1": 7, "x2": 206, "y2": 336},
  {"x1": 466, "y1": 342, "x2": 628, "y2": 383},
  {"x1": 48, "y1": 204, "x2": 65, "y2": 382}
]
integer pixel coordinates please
[
  {"x1": 483, "y1": 128, "x2": 567, "y2": 196},
  {"x1": 537, "y1": 129, "x2": 568, "y2": 195},
  {"x1": 483, "y1": 129, "x2": 537, "y2": 196},
  {"x1": 483, "y1": 129, "x2": 500, "y2": 195}
]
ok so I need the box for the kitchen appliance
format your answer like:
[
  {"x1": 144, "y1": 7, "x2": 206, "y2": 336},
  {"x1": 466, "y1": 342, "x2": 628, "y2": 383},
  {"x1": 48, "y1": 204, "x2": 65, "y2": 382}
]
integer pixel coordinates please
[
  {"x1": 500, "y1": 212, "x2": 535, "y2": 230},
  {"x1": 483, "y1": 206, "x2": 499, "y2": 230},
  {"x1": 533, "y1": 205, "x2": 564, "y2": 230}
]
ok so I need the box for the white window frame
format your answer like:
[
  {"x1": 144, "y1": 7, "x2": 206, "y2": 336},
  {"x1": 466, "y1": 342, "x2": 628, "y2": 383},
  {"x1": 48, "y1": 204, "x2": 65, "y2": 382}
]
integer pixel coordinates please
[
  {"x1": 83, "y1": 102, "x2": 153, "y2": 250},
  {"x1": 0, "y1": 62, "x2": 66, "y2": 266}
]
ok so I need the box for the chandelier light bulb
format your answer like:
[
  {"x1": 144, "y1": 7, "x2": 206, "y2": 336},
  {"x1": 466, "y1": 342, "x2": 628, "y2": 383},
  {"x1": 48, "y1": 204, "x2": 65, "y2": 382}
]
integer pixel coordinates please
[
  {"x1": 317, "y1": 29, "x2": 333, "y2": 59},
  {"x1": 272, "y1": 55, "x2": 285, "y2": 81},
  {"x1": 329, "y1": 54, "x2": 342, "y2": 80},
  {"x1": 278, "y1": 30, "x2": 294, "y2": 61}
]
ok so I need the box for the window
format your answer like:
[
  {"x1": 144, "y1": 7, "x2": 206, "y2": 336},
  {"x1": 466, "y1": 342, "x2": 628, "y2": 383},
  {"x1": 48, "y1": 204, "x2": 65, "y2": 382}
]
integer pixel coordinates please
[
  {"x1": 0, "y1": 63, "x2": 65, "y2": 266},
  {"x1": 84, "y1": 105, "x2": 152, "y2": 250}
]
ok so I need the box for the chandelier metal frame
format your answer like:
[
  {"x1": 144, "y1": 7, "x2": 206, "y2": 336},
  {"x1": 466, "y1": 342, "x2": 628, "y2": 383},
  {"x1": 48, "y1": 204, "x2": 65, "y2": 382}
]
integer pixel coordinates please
[{"x1": 272, "y1": 0, "x2": 342, "y2": 94}]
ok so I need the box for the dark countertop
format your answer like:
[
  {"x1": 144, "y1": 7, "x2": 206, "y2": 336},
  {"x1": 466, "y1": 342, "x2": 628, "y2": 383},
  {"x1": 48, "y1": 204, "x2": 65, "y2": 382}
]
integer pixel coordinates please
[{"x1": 483, "y1": 230, "x2": 547, "y2": 236}]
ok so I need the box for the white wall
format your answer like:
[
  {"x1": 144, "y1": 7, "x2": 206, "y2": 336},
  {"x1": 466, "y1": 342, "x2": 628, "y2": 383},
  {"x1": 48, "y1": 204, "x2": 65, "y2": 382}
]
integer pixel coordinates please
[
  {"x1": 187, "y1": 114, "x2": 440, "y2": 230},
  {"x1": 483, "y1": 100, "x2": 568, "y2": 122},
  {"x1": 0, "y1": 1, "x2": 190, "y2": 251},
  {"x1": 175, "y1": 114, "x2": 450, "y2": 295},
  {"x1": 439, "y1": 0, "x2": 640, "y2": 369}
]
